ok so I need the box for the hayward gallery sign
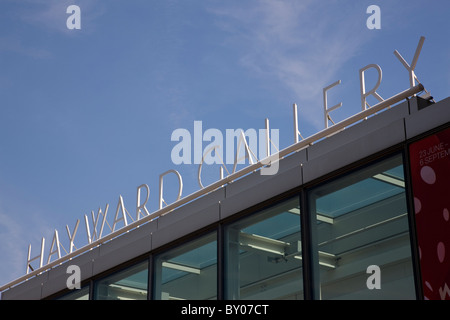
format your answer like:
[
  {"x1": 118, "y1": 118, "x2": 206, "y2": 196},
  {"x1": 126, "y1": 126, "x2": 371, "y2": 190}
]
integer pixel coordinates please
[{"x1": 11, "y1": 36, "x2": 428, "y2": 287}]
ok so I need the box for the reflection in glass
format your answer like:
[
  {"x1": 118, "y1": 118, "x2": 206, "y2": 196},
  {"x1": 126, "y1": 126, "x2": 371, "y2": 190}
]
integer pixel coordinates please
[
  {"x1": 94, "y1": 260, "x2": 148, "y2": 300},
  {"x1": 225, "y1": 197, "x2": 303, "y2": 300},
  {"x1": 308, "y1": 154, "x2": 416, "y2": 299},
  {"x1": 154, "y1": 232, "x2": 217, "y2": 300},
  {"x1": 57, "y1": 285, "x2": 90, "y2": 300}
]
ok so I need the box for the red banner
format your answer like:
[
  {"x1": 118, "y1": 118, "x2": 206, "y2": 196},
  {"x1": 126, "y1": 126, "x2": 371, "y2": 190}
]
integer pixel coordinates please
[{"x1": 410, "y1": 127, "x2": 450, "y2": 300}]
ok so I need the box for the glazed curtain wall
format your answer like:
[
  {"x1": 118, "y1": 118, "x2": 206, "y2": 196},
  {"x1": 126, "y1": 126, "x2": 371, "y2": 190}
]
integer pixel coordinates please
[
  {"x1": 308, "y1": 153, "x2": 415, "y2": 299},
  {"x1": 224, "y1": 197, "x2": 303, "y2": 300},
  {"x1": 57, "y1": 152, "x2": 418, "y2": 300},
  {"x1": 154, "y1": 232, "x2": 218, "y2": 300}
]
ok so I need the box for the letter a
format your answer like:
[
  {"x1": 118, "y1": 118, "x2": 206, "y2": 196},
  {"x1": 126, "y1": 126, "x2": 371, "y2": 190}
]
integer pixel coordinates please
[
  {"x1": 171, "y1": 128, "x2": 192, "y2": 165},
  {"x1": 66, "y1": 265, "x2": 81, "y2": 290},
  {"x1": 366, "y1": 265, "x2": 381, "y2": 289},
  {"x1": 66, "y1": 5, "x2": 81, "y2": 30},
  {"x1": 366, "y1": 5, "x2": 381, "y2": 30}
]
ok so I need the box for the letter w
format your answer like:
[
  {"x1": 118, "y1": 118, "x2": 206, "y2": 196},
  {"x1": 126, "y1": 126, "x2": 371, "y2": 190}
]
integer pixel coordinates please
[{"x1": 439, "y1": 283, "x2": 450, "y2": 300}]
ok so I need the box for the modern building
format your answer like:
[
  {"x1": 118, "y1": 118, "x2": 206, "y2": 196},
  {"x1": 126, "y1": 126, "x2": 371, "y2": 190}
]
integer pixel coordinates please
[{"x1": 1, "y1": 91, "x2": 450, "y2": 300}]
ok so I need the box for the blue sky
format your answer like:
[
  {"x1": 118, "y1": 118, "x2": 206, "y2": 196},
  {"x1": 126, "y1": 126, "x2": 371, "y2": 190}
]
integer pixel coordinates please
[{"x1": 0, "y1": 0, "x2": 449, "y2": 289}]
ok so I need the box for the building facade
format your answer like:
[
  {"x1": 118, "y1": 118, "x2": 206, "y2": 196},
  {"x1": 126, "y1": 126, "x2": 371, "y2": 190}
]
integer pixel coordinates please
[{"x1": 1, "y1": 94, "x2": 450, "y2": 300}]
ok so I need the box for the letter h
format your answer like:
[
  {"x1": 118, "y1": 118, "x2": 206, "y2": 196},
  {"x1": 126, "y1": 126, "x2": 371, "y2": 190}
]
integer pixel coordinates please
[{"x1": 26, "y1": 238, "x2": 45, "y2": 274}]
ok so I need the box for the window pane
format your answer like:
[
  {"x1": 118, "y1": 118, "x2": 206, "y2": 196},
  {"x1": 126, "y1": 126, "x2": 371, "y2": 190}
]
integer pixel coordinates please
[
  {"x1": 308, "y1": 154, "x2": 416, "y2": 299},
  {"x1": 225, "y1": 197, "x2": 303, "y2": 300},
  {"x1": 154, "y1": 232, "x2": 217, "y2": 300},
  {"x1": 94, "y1": 260, "x2": 148, "y2": 300}
]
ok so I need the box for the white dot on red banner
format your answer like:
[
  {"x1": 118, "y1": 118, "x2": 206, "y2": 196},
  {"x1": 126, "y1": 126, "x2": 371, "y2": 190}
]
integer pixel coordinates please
[
  {"x1": 425, "y1": 281, "x2": 433, "y2": 292},
  {"x1": 438, "y1": 242, "x2": 446, "y2": 263},
  {"x1": 421, "y1": 166, "x2": 436, "y2": 184},
  {"x1": 444, "y1": 208, "x2": 449, "y2": 221},
  {"x1": 414, "y1": 197, "x2": 421, "y2": 214}
]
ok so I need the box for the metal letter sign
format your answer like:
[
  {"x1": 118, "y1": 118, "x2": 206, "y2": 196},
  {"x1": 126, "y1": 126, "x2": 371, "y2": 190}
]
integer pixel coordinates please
[{"x1": 0, "y1": 37, "x2": 429, "y2": 292}]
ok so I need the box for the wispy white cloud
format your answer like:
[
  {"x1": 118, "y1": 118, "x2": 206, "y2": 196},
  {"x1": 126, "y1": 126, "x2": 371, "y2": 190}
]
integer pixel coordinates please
[
  {"x1": 0, "y1": 204, "x2": 54, "y2": 287},
  {"x1": 210, "y1": 1, "x2": 370, "y2": 129}
]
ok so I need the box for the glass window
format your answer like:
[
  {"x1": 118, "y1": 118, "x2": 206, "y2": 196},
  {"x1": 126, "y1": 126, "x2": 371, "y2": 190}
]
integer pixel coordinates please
[
  {"x1": 154, "y1": 232, "x2": 217, "y2": 300},
  {"x1": 308, "y1": 154, "x2": 416, "y2": 299},
  {"x1": 225, "y1": 197, "x2": 303, "y2": 300},
  {"x1": 57, "y1": 285, "x2": 90, "y2": 300},
  {"x1": 93, "y1": 260, "x2": 148, "y2": 300}
]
